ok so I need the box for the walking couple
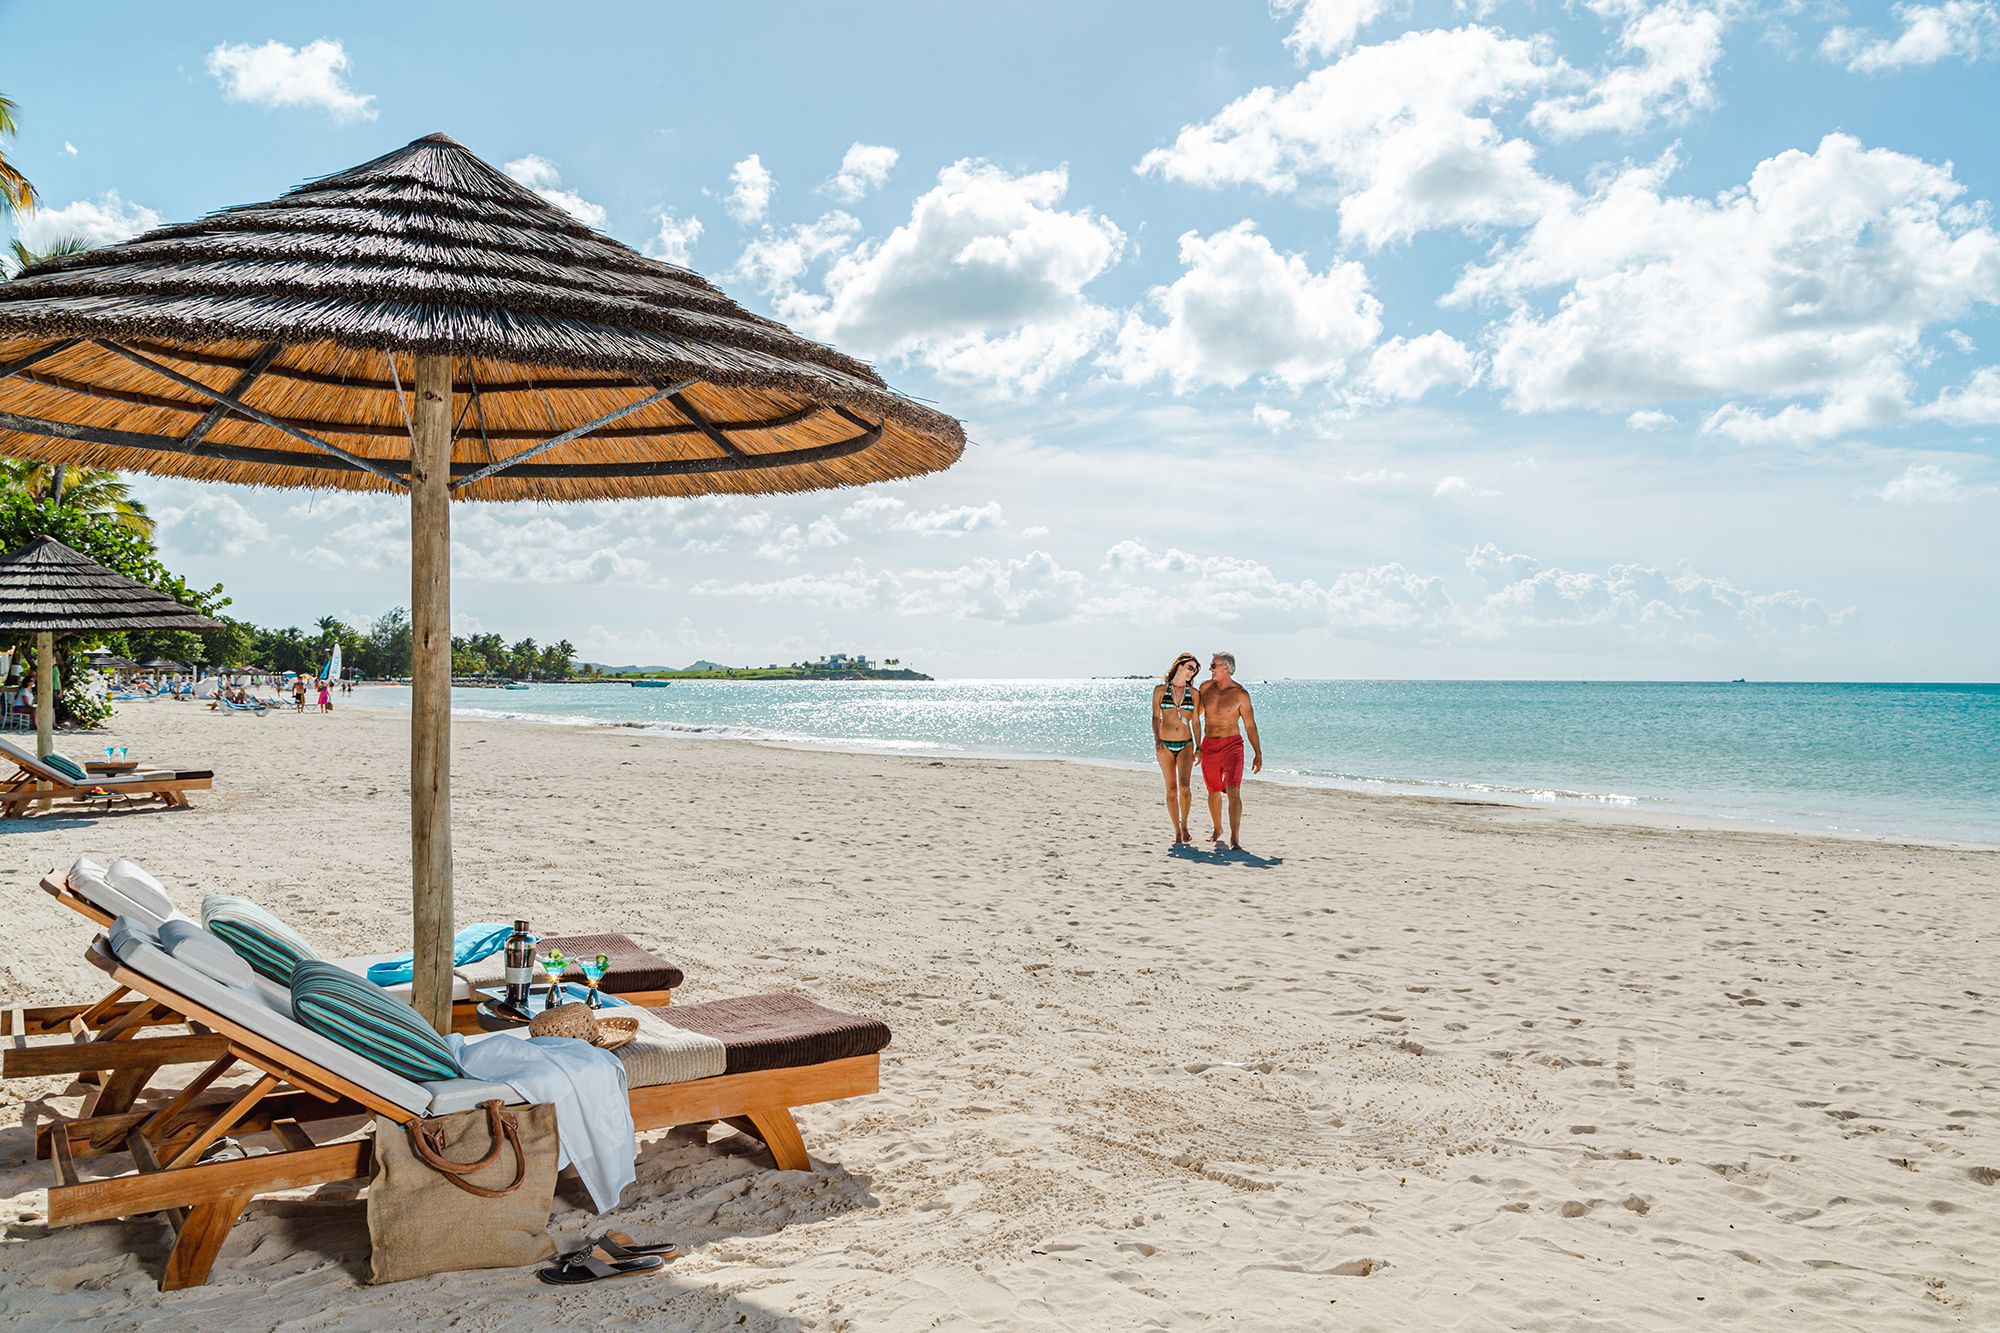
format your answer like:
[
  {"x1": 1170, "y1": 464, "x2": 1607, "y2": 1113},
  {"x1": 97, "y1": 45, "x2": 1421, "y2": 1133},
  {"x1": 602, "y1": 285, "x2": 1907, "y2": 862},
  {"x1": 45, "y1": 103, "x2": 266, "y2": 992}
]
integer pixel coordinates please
[{"x1": 1152, "y1": 651, "x2": 1261, "y2": 850}]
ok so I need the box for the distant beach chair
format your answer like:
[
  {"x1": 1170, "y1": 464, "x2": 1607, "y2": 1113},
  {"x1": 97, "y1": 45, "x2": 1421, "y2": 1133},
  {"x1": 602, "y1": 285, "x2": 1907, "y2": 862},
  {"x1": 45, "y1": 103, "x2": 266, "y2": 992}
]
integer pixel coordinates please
[
  {"x1": 4, "y1": 920, "x2": 889, "y2": 1289},
  {"x1": 19, "y1": 863, "x2": 684, "y2": 1035},
  {"x1": 0, "y1": 740, "x2": 213, "y2": 818}
]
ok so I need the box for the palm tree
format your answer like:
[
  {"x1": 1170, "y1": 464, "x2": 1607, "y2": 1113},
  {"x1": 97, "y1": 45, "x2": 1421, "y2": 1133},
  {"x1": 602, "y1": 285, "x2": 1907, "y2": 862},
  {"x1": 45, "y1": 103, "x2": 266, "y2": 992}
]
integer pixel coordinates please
[
  {"x1": 0, "y1": 458, "x2": 155, "y2": 537},
  {"x1": 8, "y1": 233, "x2": 89, "y2": 275},
  {"x1": 0, "y1": 93, "x2": 37, "y2": 217}
]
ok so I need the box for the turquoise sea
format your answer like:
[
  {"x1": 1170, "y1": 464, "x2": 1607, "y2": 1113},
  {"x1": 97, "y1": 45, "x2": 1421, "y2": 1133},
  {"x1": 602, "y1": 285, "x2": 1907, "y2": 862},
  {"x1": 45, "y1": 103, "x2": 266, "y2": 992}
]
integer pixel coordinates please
[{"x1": 370, "y1": 680, "x2": 2000, "y2": 844}]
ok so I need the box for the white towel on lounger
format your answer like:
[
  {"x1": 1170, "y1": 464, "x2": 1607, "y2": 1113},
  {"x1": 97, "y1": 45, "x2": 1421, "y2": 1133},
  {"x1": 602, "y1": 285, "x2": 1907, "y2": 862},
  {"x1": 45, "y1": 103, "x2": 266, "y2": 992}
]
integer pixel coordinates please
[{"x1": 448, "y1": 1032, "x2": 636, "y2": 1212}]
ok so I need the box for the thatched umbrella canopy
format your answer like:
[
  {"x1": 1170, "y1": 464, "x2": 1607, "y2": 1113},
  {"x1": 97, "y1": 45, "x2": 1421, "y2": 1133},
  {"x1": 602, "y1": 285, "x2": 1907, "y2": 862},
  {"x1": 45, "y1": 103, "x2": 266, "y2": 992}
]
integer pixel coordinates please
[
  {"x1": 0, "y1": 535, "x2": 222, "y2": 752},
  {"x1": 0, "y1": 132, "x2": 965, "y2": 1030}
]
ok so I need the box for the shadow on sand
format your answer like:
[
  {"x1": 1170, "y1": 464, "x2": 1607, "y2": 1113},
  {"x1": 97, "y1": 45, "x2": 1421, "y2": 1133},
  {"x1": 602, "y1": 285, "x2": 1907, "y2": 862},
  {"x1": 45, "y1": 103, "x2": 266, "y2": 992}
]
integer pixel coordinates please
[{"x1": 1169, "y1": 843, "x2": 1283, "y2": 869}]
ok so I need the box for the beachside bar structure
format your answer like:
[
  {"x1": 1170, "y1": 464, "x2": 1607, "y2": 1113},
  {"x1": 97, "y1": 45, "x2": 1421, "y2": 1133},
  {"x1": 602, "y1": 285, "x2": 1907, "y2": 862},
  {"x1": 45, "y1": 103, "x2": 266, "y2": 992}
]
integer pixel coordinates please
[
  {"x1": 0, "y1": 132, "x2": 964, "y2": 1031},
  {"x1": 0, "y1": 535, "x2": 222, "y2": 755}
]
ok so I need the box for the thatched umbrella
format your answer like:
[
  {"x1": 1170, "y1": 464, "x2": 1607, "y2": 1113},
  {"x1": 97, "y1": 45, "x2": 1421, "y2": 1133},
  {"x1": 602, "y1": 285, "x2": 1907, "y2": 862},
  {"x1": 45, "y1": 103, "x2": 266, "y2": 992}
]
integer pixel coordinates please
[
  {"x1": 0, "y1": 132, "x2": 964, "y2": 1030},
  {"x1": 0, "y1": 535, "x2": 222, "y2": 754}
]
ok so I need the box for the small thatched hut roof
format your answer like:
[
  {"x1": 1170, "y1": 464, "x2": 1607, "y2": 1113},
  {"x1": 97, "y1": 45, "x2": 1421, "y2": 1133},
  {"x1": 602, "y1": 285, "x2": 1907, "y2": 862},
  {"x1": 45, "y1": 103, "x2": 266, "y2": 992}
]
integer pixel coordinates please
[
  {"x1": 0, "y1": 536, "x2": 224, "y2": 635},
  {"x1": 0, "y1": 132, "x2": 963, "y2": 502}
]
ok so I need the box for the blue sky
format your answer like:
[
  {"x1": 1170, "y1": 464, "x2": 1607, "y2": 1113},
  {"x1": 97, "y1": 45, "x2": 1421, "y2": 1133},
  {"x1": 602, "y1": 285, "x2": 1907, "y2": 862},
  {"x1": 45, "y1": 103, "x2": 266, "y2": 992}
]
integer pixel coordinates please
[{"x1": 3, "y1": 1, "x2": 1997, "y2": 679}]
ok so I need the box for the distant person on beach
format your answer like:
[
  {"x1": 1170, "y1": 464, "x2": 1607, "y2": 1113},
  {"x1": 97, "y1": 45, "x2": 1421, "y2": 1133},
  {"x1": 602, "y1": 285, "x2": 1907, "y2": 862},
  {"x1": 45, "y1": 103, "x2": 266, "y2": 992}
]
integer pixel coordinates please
[
  {"x1": 1152, "y1": 651, "x2": 1203, "y2": 845},
  {"x1": 1199, "y1": 652, "x2": 1262, "y2": 849},
  {"x1": 317, "y1": 679, "x2": 332, "y2": 713},
  {"x1": 292, "y1": 676, "x2": 307, "y2": 713}
]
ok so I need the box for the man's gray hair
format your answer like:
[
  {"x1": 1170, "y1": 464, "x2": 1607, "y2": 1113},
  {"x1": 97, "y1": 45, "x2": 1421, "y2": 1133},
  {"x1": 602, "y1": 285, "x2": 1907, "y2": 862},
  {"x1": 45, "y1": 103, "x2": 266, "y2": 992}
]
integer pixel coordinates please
[{"x1": 1213, "y1": 652, "x2": 1236, "y2": 670}]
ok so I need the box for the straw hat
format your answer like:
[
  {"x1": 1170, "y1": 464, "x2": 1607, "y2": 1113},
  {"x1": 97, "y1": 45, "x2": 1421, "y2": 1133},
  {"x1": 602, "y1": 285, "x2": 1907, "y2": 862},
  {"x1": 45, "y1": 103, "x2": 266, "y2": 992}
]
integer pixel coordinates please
[{"x1": 529, "y1": 1002, "x2": 638, "y2": 1050}]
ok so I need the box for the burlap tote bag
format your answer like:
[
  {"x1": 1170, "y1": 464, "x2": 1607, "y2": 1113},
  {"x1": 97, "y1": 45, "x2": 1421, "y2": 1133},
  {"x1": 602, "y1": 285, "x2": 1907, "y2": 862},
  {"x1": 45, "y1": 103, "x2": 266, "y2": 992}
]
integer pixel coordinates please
[{"x1": 367, "y1": 1099, "x2": 560, "y2": 1283}]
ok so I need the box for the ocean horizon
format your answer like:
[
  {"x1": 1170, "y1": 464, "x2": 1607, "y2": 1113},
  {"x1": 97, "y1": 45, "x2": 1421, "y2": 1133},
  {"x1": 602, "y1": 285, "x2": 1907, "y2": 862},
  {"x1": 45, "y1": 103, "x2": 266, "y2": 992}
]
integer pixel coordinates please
[{"x1": 364, "y1": 678, "x2": 2000, "y2": 846}]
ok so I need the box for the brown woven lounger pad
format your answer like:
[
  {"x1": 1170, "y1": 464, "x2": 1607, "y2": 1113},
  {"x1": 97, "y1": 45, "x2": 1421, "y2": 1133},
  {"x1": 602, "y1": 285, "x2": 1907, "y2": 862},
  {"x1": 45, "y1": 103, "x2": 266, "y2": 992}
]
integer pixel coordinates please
[
  {"x1": 650, "y1": 993, "x2": 891, "y2": 1074},
  {"x1": 538, "y1": 932, "x2": 684, "y2": 992}
]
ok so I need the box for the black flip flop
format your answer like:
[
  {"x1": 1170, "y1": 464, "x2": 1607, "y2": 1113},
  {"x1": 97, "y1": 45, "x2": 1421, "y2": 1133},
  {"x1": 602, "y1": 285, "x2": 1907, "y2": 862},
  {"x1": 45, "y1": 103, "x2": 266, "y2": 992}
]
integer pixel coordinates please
[
  {"x1": 596, "y1": 1230, "x2": 679, "y2": 1261},
  {"x1": 536, "y1": 1246, "x2": 665, "y2": 1285}
]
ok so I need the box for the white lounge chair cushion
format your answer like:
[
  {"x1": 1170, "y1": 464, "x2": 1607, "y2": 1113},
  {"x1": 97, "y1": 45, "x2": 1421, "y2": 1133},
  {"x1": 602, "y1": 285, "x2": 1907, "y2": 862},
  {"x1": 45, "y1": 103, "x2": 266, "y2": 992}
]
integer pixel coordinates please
[
  {"x1": 67, "y1": 856, "x2": 177, "y2": 930},
  {"x1": 104, "y1": 918, "x2": 524, "y2": 1117},
  {"x1": 158, "y1": 919, "x2": 256, "y2": 989},
  {"x1": 106, "y1": 859, "x2": 178, "y2": 924}
]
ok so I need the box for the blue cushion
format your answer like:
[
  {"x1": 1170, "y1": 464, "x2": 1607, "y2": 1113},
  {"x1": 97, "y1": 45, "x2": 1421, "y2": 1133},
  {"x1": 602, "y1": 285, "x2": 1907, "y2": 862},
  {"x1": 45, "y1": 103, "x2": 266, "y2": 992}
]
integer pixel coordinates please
[
  {"x1": 41, "y1": 751, "x2": 88, "y2": 782},
  {"x1": 290, "y1": 961, "x2": 463, "y2": 1082},
  {"x1": 201, "y1": 893, "x2": 320, "y2": 985}
]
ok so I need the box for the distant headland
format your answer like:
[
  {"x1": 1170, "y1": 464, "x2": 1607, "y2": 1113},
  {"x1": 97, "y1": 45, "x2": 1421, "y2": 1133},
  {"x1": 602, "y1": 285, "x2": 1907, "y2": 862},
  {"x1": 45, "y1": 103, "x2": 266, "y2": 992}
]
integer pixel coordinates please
[{"x1": 586, "y1": 653, "x2": 932, "y2": 682}]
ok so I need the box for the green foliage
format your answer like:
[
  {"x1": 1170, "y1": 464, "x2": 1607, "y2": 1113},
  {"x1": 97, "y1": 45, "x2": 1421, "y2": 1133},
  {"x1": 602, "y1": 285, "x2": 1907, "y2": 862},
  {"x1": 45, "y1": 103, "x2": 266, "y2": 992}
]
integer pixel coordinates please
[
  {"x1": 0, "y1": 492, "x2": 225, "y2": 623},
  {"x1": 59, "y1": 672, "x2": 111, "y2": 728}
]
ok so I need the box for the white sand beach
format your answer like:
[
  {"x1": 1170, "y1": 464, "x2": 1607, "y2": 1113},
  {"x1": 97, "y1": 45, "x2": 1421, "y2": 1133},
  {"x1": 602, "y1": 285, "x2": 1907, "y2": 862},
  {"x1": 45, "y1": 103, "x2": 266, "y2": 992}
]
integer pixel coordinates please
[{"x1": 1, "y1": 696, "x2": 1995, "y2": 1330}]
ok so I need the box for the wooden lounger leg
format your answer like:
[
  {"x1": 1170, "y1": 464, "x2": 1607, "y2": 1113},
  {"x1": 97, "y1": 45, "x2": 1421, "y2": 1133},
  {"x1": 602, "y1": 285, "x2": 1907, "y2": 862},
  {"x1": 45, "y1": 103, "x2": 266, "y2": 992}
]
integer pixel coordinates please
[
  {"x1": 161, "y1": 1188, "x2": 255, "y2": 1291},
  {"x1": 727, "y1": 1107, "x2": 810, "y2": 1171}
]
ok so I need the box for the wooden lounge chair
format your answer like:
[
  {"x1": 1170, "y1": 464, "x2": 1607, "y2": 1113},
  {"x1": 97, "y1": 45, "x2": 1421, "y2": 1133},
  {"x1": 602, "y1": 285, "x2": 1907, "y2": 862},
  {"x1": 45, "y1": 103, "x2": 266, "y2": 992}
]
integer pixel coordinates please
[
  {"x1": 0, "y1": 739, "x2": 212, "y2": 817},
  {"x1": 16, "y1": 868, "x2": 683, "y2": 1044},
  {"x1": 8, "y1": 922, "x2": 887, "y2": 1290}
]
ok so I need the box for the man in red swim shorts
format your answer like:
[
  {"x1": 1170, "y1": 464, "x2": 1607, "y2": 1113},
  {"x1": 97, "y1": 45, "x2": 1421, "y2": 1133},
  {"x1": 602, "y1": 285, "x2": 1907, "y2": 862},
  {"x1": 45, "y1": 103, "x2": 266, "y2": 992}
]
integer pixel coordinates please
[{"x1": 1198, "y1": 652, "x2": 1262, "y2": 850}]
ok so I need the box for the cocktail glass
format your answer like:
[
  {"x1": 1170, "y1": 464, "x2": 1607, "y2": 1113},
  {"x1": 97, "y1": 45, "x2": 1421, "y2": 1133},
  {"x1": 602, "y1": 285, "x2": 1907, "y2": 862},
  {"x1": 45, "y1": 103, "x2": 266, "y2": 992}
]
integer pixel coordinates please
[
  {"x1": 537, "y1": 948, "x2": 569, "y2": 1006},
  {"x1": 580, "y1": 954, "x2": 610, "y2": 1009},
  {"x1": 104, "y1": 747, "x2": 116, "y2": 761}
]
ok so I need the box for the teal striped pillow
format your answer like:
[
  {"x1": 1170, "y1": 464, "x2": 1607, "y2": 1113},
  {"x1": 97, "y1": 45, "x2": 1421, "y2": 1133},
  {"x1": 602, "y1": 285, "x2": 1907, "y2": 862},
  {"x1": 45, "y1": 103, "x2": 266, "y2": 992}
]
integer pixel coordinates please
[
  {"x1": 41, "y1": 751, "x2": 88, "y2": 782},
  {"x1": 200, "y1": 893, "x2": 319, "y2": 985},
  {"x1": 289, "y1": 961, "x2": 463, "y2": 1082}
]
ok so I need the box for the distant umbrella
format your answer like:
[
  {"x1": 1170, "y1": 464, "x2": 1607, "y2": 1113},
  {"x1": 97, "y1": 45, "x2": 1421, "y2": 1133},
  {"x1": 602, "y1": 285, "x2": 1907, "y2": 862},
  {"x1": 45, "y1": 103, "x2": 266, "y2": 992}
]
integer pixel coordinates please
[
  {"x1": 0, "y1": 132, "x2": 964, "y2": 1030},
  {"x1": 0, "y1": 536, "x2": 220, "y2": 753}
]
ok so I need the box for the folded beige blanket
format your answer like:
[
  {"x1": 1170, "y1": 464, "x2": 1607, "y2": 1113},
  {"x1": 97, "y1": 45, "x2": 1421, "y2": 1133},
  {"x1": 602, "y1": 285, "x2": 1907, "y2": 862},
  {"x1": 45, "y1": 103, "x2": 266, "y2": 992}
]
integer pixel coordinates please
[{"x1": 614, "y1": 1008, "x2": 726, "y2": 1088}]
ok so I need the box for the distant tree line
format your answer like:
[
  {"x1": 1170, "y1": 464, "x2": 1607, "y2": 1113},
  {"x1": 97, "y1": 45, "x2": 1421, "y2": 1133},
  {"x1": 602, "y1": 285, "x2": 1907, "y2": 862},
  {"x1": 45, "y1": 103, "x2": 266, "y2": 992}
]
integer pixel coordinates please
[{"x1": 200, "y1": 610, "x2": 581, "y2": 681}]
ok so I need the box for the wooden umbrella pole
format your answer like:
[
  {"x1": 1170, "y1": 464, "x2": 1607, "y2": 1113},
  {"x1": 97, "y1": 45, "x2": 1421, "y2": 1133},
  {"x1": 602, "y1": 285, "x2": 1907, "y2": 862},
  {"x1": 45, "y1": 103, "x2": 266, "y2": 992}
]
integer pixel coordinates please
[
  {"x1": 33, "y1": 630, "x2": 54, "y2": 759},
  {"x1": 408, "y1": 353, "x2": 455, "y2": 1034}
]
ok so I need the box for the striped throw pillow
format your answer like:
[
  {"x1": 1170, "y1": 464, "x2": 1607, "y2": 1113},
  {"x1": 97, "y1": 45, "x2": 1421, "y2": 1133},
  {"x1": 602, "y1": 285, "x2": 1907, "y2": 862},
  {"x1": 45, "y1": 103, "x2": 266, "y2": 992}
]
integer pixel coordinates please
[
  {"x1": 290, "y1": 961, "x2": 463, "y2": 1082},
  {"x1": 41, "y1": 751, "x2": 89, "y2": 782},
  {"x1": 200, "y1": 893, "x2": 319, "y2": 985}
]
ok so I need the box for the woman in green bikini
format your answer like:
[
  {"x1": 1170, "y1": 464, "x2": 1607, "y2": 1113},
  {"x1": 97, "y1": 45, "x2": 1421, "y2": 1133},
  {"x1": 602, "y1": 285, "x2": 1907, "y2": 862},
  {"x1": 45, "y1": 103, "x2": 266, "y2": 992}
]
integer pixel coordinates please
[{"x1": 1152, "y1": 651, "x2": 1203, "y2": 845}]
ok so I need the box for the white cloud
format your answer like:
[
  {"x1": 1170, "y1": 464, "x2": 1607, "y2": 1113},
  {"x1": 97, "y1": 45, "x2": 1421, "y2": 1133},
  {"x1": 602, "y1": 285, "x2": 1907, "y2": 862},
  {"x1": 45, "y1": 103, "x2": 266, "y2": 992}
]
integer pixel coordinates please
[
  {"x1": 1915, "y1": 365, "x2": 2000, "y2": 424},
  {"x1": 763, "y1": 160, "x2": 1126, "y2": 392},
  {"x1": 840, "y1": 494, "x2": 908, "y2": 523},
  {"x1": 647, "y1": 209, "x2": 704, "y2": 266},
  {"x1": 1253, "y1": 404, "x2": 1296, "y2": 432},
  {"x1": 157, "y1": 493, "x2": 270, "y2": 558},
  {"x1": 61, "y1": 140, "x2": 76, "y2": 157},
  {"x1": 1470, "y1": 556, "x2": 1848, "y2": 644},
  {"x1": 1274, "y1": 0, "x2": 1392, "y2": 57},
  {"x1": 725, "y1": 154, "x2": 776, "y2": 224},
  {"x1": 1137, "y1": 26, "x2": 1570, "y2": 249},
  {"x1": 205, "y1": 39, "x2": 377, "y2": 123},
  {"x1": 1464, "y1": 542, "x2": 1541, "y2": 584},
  {"x1": 824, "y1": 143, "x2": 900, "y2": 201},
  {"x1": 1822, "y1": 1, "x2": 1997, "y2": 72},
  {"x1": 503, "y1": 155, "x2": 607, "y2": 228},
  {"x1": 1700, "y1": 369, "x2": 1911, "y2": 445},
  {"x1": 733, "y1": 212, "x2": 861, "y2": 299},
  {"x1": 1105, "y1": 222, "x2": 1381, "y2": 391},
  {"x1": 1453, "y1": 135, "x2": 2000, "y2": 435},
  {"x1": 753, "y1": 516, "x2": 850, "y2": 562},
  {"x1": 1365, "y1": 331, "x2": 1478, "y2": 400},
  {"x1": 900, "y1": 502, "x2": 1005, "y2": 537},
  {"x1": 1530, "y1": 1, "x2": 1728, "y2": 139},
  {"x1": 695, "y1": 550, "x2": 1086, "y2": 624},
  {"x1": 451, "y1": 511, "x2": 654, "y2": 585},
  {"x1": 1102, "y1": 540, "x2": 1456, "y2": 635},
  {"x1": 1625, "y1": 408, "x2": 1678, "y2": 430},
  {"x1": 11, "y1": 191, "x2": 161, "y2": 253},
  {"x1": 1433, "y1": 474, "x2": 1497, "y2": 498},
  {"x1": 1878, "y1": 462, "x2": 1997, "y2": 503}
]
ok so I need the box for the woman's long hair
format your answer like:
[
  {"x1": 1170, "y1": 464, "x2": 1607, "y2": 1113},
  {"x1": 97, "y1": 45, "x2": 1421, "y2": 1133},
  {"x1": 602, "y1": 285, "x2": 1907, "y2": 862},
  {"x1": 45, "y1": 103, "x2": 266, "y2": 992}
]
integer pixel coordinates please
[{"x1": 1163, "y1": 652, "x2": 1201, "y2": 692}]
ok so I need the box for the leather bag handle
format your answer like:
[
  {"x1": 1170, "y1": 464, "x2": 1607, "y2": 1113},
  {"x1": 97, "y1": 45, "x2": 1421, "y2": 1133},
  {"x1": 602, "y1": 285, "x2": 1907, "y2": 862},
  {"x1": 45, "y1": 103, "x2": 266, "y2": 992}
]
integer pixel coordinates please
[{"x1": 405, "y1": 1099, "x2": 526, "y2": 1198}]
